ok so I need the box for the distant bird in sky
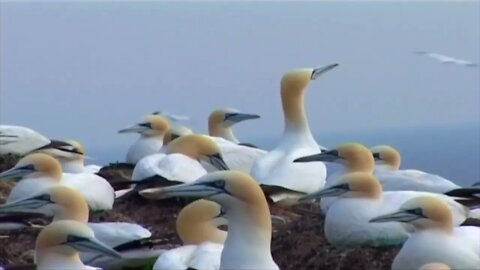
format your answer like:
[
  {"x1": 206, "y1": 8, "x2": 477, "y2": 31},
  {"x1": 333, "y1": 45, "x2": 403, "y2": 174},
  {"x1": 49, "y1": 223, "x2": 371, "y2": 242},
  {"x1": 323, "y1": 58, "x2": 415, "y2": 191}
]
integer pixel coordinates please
[{"x1": 413, "y1": 51, "x2": 478, "y2": 67}]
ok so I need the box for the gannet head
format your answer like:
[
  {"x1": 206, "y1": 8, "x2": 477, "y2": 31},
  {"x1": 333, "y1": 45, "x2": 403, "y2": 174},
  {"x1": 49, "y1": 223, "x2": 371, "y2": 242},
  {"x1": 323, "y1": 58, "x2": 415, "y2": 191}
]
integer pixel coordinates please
[
  {"x1": 370, "y1": 145, "x2": 401, "y2": 170},
  {"x1": 370, "y1": 196, "x2": 453, "y2": 231},
  {"x1": 209, "y1": 108, "x2": 260, "y2": 129},
  {"x1": 163, "y1": 125, "x2": 194, "y2": 145},
  {"x1": 176, "y1": 199, "x2": 227, "y2": 245},
  {"x1": 0, "y1": 185, "x2": 89, "y2": 222},
  {"x1": 0, "y1": 153, "x2": 62, "y2": 180},
  {"x1": 419, "y1": 263, "x2": 451, "y2": 270},
  {"x1": 299, "y1": 172, "x2": 382, "y2": 201},
  {"x1": 118, "y1": 114, "x2": 171, "y2": 136},
  {"x1": 36, "y1": 220, "x2": 121, "y2": 259},
  {"x1": 295, "y1": 143, "x2": 375, "y2": 173},
  {"x1": 281, "y1": 64, "x2": 339, "y2": 95},
  {"x1": 166, "y1": 134, "x2": 229, "y2": 170},
  {"x1": 28, "y1": 140, "x2": 87, "y2": 161}
]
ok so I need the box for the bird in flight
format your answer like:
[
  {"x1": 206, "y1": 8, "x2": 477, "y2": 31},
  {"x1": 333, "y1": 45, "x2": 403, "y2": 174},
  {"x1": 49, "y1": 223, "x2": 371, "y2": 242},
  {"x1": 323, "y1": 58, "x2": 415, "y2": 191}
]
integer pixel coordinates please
[{"x1": 413, "y1": 51, "x2": 478, "y2": 67}]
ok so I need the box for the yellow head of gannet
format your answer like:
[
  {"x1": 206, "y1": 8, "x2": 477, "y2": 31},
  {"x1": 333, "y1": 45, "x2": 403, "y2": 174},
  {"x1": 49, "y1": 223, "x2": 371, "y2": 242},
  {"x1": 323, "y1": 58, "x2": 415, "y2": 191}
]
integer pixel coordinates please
[
  {"x1": 163, "y1": 125, "x2": 194, "y2": 145},
  {"x1": 371, "y1": 145, "x2": 402, "y2": 170},
  {"x1": 0, "y1": 153, "x2": 62, "y2": 180},
  {"x1": 370, "y1": 196, "x2": 454, "y2": 232},
  {"x1": 176, "y1": 199, "x2": 227, "y2": 245},
  {"x1": 300, "y1": 172, "x2": 383, "y2": 201},
  {"x1": 208, "y1": 108, "x2": 260, "y2": 143},
  {"x1": 0, "y1": 185, "x2": 89, "y2": 223},
  {"x1": 118, "y1": 114, "x2": 171, "y2": 137},
  {"x1": 166, "y1": 134, "x2": 229, "y2": 170},
  {"x1": 294, "y1": 143, "x2": 375, "y2": 173},
  {"x1": 36, "y1": 220, "x2": 121, "y2": 266},
  {"x1": 419, "y1": 263, "x2": 451, "y2": 270}
]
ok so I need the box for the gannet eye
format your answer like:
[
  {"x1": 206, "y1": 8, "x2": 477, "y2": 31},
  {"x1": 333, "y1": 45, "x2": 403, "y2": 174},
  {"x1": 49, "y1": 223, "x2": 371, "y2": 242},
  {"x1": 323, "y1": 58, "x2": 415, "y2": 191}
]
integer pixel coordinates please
[
  {"x1": 224, "y1": 113, "x2": 238, "y2": 121},
  {"x1": 406, "y1": 208, "x2": 424, "y2": 216},
  {"x1": 211, "y1": 180, "x2": 225, "y2": 189},
  {"x1": 65, "y1": 235, "x2": 88, "y2": 243},
  {"x1": 35, "y1": 194, "x2": 52, "y2": 202},
  {"x1": 139, "y1": 122, "x2": 153, "y2": 129}
]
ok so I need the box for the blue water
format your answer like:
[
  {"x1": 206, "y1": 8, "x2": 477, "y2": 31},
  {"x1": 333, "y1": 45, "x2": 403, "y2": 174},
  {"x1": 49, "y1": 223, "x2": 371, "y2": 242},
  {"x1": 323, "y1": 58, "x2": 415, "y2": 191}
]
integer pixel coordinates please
[{"x1": 90, "y1": 124, "x2": 479, "y2": 186}]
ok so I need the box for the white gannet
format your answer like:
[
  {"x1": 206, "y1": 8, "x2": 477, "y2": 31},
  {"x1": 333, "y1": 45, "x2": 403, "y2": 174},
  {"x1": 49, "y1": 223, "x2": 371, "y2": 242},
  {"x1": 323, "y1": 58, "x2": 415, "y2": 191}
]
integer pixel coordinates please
[
  {"x1": 140, "y1": 171, "x2": 279, "y2": 270},
  {"x1": 154, "y1": 199, "x2": 226, "y2": 270},
  {"x1": 295, "y1": 143, "x2": 480, "y2": 213},
  {"x1": 0, "y1": 153, "x2": 114, "y2": 211},
  {"x1": 413, "y1": 51, "x2": 478, "y2": 67},
  {"x1": 250, "y1": 64, "x2": 338, "y2": 203},
  {"x1": 28, "y1": 140, "x2": 101, "y2": 174},
  {"x1": 35, "y1": 220, "x2": 121, "y2": 270},
  {"x1": 208, "y1": 108, "x2": 260, "y2": 144},
  {"x1": 118, "y1": 114, "x2": 171, "y2": 164},
  {"x1": 419, "y1": 263, "x2": 451, "y2": 270},
  {"x1": 131, "y1": 134, "x2": 229, "y2": 196},
  {"x1": 299, "y1": 172, "x2": 473, "y2": 247},
  {"x1": 370, "y1": 196, "x2": 480, "y2": 270},
  {"x1": 0, "y1": 185, "x2": 162, "y2": 269},
  {"x1": 0, "y1": 125, "x2": 50, "y2": 155}
]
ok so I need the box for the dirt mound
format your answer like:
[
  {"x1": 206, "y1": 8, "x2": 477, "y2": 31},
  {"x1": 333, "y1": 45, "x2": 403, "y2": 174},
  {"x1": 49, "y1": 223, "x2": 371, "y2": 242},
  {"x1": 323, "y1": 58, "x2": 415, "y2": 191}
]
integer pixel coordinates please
[{"x1": 0, "y1": 155, "x2": 398, "y2": 269}]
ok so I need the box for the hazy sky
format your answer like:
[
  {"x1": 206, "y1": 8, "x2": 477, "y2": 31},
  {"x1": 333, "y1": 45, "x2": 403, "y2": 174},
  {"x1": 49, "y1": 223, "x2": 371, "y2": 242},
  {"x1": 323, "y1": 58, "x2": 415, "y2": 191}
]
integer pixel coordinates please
[{"x1": 1, "y1": 1, "x2": 479, "y2": 149}]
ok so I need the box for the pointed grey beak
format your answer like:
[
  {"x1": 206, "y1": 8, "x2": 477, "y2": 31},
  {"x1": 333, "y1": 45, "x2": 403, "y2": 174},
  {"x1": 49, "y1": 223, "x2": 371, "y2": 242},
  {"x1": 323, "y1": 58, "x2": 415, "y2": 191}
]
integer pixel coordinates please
[
  {"x1": 225, "y1": 113, "x2": 261, "y2": 123},
  {"x1": 298, "y1": 183, "x2": 350, "y2": 202},
  {"x1": 311, "y1": 63, "x2": 339, "y2": 80},
  {"x1": 0, "y1": 196, "x2": 53, "y2": 214},
  {"x1": 0, "y1": 164, "x2": 36, "y2": 180},
  {"x1": 26, "y1": 140, "x2": 83, "y2": 157},
  {"x1": 118, "y1": 123, "x2": 150, "y2": 134},
  {"x1": 140, "y1": 182, "x2": 222, "y2": 200},
  {"x1": 208, "y1": 154, "x2": 230, "y2": 171},
  {"x1": 369, "y1": 210, "x2": 420, "y2": 224},
  {"x1": 294, "y1": 149, "x2": 340, "y2": 163},
  {"x1": 68, "y1": 236, "x2": 122, "y2": 259}
]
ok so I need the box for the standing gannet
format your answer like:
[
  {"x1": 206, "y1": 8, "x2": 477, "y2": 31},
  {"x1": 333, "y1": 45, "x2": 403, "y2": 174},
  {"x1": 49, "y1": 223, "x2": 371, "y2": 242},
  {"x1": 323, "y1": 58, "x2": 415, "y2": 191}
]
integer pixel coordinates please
[
  {"x1": 131, "y1": 134, "x2": 229, "y2": 195},
  {"x1": 250, "y1": 64, "x2": 338, "y2": 203},
  {"x1": 35, "y1": 220, "x2": 121, "y2": 270},
  {"x1": 0, "y1": 153, "x2": 114, "y2": 211},
  {"x1": 140, "y1": 171, "x2": 279, "y2": 270},
  {"x1": 298, "y1": 172, "x2": 473, "y2": 247},
  {"x1": 118, "y1": 114, "x2": 171, "y2": 164},
  {"x1": 154, "y1": 199, "x2": 226, "y2": 270},
  {"x1": 28, "y1": 140, "x2": 101, "y2": 174},
  {"x1": 419, "y1": 263, "x2": 451, "y2": 270},
  {"x1": 208, "y1": 108, "x2": 260, "y2": 144},
  {"x1": 370, "y1": 196, "x2": 480, "y2": 269},
  {"x1": 0, "y1": 185, "x2": 162, "y2": 269},
  {"x1": 0, "y1": 125, "x2": 50, "y2": 155},
  {"x1": 295, "y1": 143, "x2": 480, "y2": 212}
]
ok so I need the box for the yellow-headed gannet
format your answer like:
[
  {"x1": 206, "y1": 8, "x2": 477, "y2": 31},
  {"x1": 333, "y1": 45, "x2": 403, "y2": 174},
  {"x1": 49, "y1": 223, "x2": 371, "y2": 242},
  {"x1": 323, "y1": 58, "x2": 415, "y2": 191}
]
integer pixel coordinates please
[{"x1": 208, "y1": 108, "x2": 260, "y2": 144}]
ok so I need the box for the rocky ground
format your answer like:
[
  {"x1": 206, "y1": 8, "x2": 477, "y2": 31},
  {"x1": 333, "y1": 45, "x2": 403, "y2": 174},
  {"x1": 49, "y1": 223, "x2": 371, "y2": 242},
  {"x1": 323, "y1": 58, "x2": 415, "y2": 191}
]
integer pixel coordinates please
[{"x1": 0, "y1": 154, "x2": 399, "y2": 270}]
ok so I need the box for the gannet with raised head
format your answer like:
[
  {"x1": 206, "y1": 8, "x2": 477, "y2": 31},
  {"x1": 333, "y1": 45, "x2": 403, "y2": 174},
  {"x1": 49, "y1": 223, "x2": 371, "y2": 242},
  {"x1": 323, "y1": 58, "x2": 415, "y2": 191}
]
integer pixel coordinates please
[
  {"x1": 295, "y1": 143, "x2": 480, "y2": 212},
  {"x1": 154, "y1": 199, "x2": 226, "y2": 270},
  {"x1": 131, "y1": 135, "x2": 229, "y2": 195},
  {"x1": 28, "y1": 140, "x2": 101, "y2": 174},
  {"x1": 0, "y1": 125, "x2": 50, "y2": 155},
  {"x1": 370, "y1": 196, "x2": 480, "y2": 270},
  {"x1": 140, "y1": 171, "x2": 279, "y2": 270},
  {"x1": 0, "y1": 153, "x2": 114, "y2": 211},
  {"x1": 0, "y1": 185, "x2": 162, "y2": 269},
  {"x1": 208, "y1": 108, "x2": 260, "y2": 144},
  {"x1": 118, "y1": 114, "x2": 171, "y2": 164},
  {"x1": 419, "y1": 263, "x2": 451, "y2": 270},
  {"x1": 251, "y1": 64, "x2": 338, "y2": 203},
  {"x1": 35, "y1": 220, "x2": 121, "y2": 270},
  {"x1": 299, "y1": 172, "x2": 473, "y2": 247}
]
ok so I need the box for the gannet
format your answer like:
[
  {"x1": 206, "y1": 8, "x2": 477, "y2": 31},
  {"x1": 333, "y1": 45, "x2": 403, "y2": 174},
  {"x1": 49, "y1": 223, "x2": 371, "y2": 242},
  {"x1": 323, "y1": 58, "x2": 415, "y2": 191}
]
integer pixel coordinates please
[
  {"x1": 413, "y1": 51, "x2": 478, "y2": 67},
  {"x1": 419, "y1": 263, "x2": 451, "y2": 270},
  {"x1": 370, "y1": 196, "x2": 480, "y2": 270},
  {"x1": 299, "y1": 172, "x2": 474, "y2": 247},
  {"x1": 0, "y1": 153, "x2": 114, "y2": 211},
  {"x1": 35, "y1": 220, "x2": 121, "y2": 270},
  {"x1": 163, "y1": 125, "x2": 193, "y2": 146},
  {"x1": 0, "y1": 185, "x2": 163, "y2": 269},
  {"x1": 140, "y1": 171, "x2": 279, "y2": 270},
  {"x1": 28, "y1": 140, "x2": 101, "y2": 174},
  {"x1": 208, "y1": 108, "x2": 260, "y2": 144},
  {"x1": 131, "y1": 134, "x2": 229, "y2": 196},
  {"x1": 295, "y1": 143, "x2": 480, "y2": 212},
  {"x1": 0, "y1": 125, "x2": 50, "y2": 155},
  {"x1": 118, "y1": 114, "x2": 171, "y2": 164},
  {"x1": 251, "y1": 64, "x2": 338, "y2": 203}
]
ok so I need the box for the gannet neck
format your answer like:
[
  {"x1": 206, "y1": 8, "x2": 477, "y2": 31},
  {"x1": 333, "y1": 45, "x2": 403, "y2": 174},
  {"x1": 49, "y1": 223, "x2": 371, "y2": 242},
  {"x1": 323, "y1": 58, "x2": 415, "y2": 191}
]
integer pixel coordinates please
[
  {"x1": 177, "y1": 217, "x2": 227, "y2": 245},
  {"x1": 210, "y1": 125, "x2": 239, "y2": 143},
  {"x1": 59, "y1": 159, "x2": 85, "y2": 174},
  {"x1": 281, "y1": 86, "x2": 310, "y2": 133},
  {"x1": 371, "y1": 145, "x2": 401, "y2": 170},
  {"x1": 37, "y1": 250, "x2": 85, "y2": 270}
]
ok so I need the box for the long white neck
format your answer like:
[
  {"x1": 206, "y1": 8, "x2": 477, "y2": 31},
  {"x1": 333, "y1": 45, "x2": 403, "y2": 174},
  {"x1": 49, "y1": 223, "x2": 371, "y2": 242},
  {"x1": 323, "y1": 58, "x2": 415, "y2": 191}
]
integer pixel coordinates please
[
  {"x1": 220, "y1": 205, "x2": 277, "y2": 270},
  {"x1": 59, "y1": 159, "x2": 85, "y2": 173},
  {"x1": 214, "y1": 127, "x2": 239, "y2": 143},
  {"x1": 37, "y1": 251, "x2": 86, "y2": 270}
]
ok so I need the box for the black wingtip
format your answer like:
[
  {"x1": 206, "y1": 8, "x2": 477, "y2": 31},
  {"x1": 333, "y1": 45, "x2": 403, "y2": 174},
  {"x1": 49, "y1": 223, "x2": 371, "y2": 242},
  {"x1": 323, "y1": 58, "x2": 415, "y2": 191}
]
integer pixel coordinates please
[{"x1": 460, "y1": 217, "x2": 480, "y2": 227}]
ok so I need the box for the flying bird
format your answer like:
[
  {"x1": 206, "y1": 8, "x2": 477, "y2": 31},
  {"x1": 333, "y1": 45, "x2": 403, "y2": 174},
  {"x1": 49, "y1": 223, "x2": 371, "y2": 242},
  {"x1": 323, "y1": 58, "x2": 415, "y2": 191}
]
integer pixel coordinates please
[{"x1": 413, "y1": 51, "x2": 478, "y2": 67}]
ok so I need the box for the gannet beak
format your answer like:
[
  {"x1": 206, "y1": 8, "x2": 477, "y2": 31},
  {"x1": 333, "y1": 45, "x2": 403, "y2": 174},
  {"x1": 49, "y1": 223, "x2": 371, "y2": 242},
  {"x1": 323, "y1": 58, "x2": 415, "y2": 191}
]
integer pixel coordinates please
[
  {"x1": 0, "y1": 164, "x2": 36, "y2": 180},
  {"x1": 225, "y1": 113, "x2": 261, "y2": 123},
  {"x1": 140, "y1": 182, "x2": 222, "y2": 200},
  {"x1": 294, "y1": 149, "x2": 341, "y2": 163},
  {"x1": 118, "y1": 123, "x2": 150, "y2": 134},
  {"x1": 27, "y1": 140, "x2": 84, "y2": 156},
  {"x1": 270, "y1": 215, "x2": 287, "y2": 225},
  {"x1": 298, "y1": 183, "x2": 350, "y2": 201},
  {"x1": 0, "y1": 195, "x2": 53, "y2": 214},
  {"x1": 208, "y1": 154, "x2": 230, "y2": 170},
  {"x1": 66, "y1": 235, "x2": 122, "y2": 259},
  {"x1": 311, "y1": 63, "x2": 339, "y2": 80},
  {"x1": 372, "y1": 152, "x2": 382, "y2": 161},
  {"x1": 369, "y1": 209, "x2": 421, "y2": 223}
]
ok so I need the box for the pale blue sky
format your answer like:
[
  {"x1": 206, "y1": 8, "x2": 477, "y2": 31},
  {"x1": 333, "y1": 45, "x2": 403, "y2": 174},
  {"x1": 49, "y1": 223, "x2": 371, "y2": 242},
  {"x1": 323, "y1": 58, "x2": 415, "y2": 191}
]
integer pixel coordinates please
[{"x1": 1, "y1": 1, "x2": 479, "y2": 150}]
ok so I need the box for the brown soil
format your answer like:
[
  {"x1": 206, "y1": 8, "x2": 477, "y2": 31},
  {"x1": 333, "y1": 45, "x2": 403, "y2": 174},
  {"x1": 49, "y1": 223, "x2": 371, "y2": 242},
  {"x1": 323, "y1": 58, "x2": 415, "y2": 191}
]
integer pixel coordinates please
[{"x1": 0, "y1": 156, "x2": 399, "y2": 269}]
